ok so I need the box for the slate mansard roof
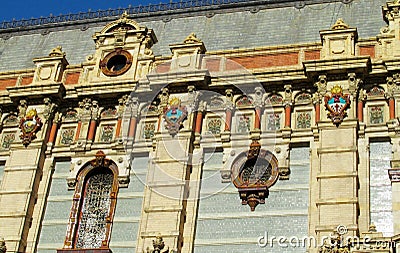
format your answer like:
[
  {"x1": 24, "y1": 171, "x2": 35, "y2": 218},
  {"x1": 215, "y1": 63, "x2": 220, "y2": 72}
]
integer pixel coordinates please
[{"x1": 0, "y1": 0, "x2": 388, "y2": 72}]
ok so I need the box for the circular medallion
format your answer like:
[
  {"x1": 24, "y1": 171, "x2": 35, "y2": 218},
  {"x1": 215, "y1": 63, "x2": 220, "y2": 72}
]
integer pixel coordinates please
[
  {"x1": 100, "y1": 49, "x2": 133, "y2": 76},
  {"x1": 231, "y1": 149, "x2": 279, "y2": 188}
]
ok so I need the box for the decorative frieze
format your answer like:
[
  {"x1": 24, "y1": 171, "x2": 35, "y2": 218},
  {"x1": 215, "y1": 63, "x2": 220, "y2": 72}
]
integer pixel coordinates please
[
  {"x1": 236, "y1": 95, "x2": 253, "y2": 107},
  {"x1": 1, "y1": 132, "x2": 15, "y2": 149},
  {"x1": 368, "y1": 106, "x2": 384, "y2": 124},
  {"x1": 237, "y1": 114, "x2": 251, "y2": 133},
  {"x1": 206, "y1": 118, "x2": 222, "y2": 135},
  {"x1": 101, "y1": 108, "x2": 117, "y2": 118},
  {"x1": 267, "y1": 113, "x2": 281, "y2": 131},
  {"x1": 143, "y1": 122, "x2": 156, "y2": 140},
  {"x1": 295, "y1": 92, "x2": 312, "y2": 104},
  {"x1": 99, "y1": 125, "x2": 114, "y2": 142},
  {"x1": 207, "y1": 96, "x2": 224, "y2": 110},
  {"x1": 367, "y1": 86, "x2": 385, "y2": 97},
  {"x1": 3, "y1": 114, "x2": 18, "y2": 126},
  {"x1": 296, "y1": 111, "x2": 312, "y2": 129},
  {"x1": 267, "y1": 93, "x2": 283, "y2": 105},
  {"x1": 63, "y1": 109, "x2": 79, "y2": 122},
  {"x1": 60, "y1": 128, "x2": 75, "y2": 145}
]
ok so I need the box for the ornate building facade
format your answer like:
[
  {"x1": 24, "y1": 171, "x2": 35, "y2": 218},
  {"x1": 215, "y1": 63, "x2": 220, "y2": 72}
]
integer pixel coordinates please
[{"x1": 0, "y1": 0, "x2": 400, "y2": 252}]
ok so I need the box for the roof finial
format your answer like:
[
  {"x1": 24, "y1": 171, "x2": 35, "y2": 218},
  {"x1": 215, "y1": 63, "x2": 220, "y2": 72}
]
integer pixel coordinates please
[
  {"x1": 49, "y1": 46, "x2": 65, "y2": 57},
  {"x1": 121, "y1": 11, "x2": 129, "y2": 19},
  {"x1": 368, "y1": 223, "x2": 377, "y2": 232},
  {"x1": 331, "y1": 18, "x2": 349, "y2": 30},
  {"x1": 184, "y1": 33, "x2": 202, "y2": 44}
]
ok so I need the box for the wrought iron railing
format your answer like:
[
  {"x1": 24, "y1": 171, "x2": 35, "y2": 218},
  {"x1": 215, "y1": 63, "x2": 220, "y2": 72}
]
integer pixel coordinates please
[{"x1": 0, "y1": 0, "x2": 269, "y2": 30}]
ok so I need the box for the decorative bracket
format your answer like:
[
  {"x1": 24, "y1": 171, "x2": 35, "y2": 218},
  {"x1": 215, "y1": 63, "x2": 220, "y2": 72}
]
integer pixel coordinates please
[{"x1": 231, "y1": 140, "x2": 279, "y2": 211}]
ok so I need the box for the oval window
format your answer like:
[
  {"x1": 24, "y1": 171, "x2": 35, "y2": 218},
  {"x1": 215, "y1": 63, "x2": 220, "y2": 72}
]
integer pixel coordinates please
[{"x1": 100, "y1": 49, "x2": 133, "y2": 76}]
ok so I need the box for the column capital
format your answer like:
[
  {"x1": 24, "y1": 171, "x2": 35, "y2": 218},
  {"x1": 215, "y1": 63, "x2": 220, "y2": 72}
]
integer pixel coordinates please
[
  {"x1": 314, "y1": 75, "x2": 327, "y2": 97},
  {"x1": 43, "y1": 97, "x2": 58, "y2": 121},
  {"x1": 253, "y1": 86, "x2": 264, "y2": 108},
  {"x1": 224, "y1": 89, "x2": 234, "y2": 111},
  {"x1": 348, "y1": 72, "x2": 362, "y2": 98},
  {"x1": 18, "y1": 99, "x2": 28, "y2": 119},
  {"x1": 158, "y1": 87, "x2": 169, "y2": 112}
]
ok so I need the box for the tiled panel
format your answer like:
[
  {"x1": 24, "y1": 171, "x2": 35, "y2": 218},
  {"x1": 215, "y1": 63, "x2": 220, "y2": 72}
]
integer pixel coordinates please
[
  {"x1": 110, "y1": 156, "x2": 148, "y2": 253},
  {"x1": 369, "y1": 141, "x2": 393, "y2": 236},
  {"x1": 194, "y1": 147, "x2": 309, "y2": 252},
  {"x1": 37, "y1": 161, "x2": 72, "y2": 251}
]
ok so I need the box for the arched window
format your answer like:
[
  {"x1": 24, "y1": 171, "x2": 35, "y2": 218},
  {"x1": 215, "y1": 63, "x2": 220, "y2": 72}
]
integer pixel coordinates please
[{"x1": 58, "y1": 151, "x2": 119, "y2": 252}]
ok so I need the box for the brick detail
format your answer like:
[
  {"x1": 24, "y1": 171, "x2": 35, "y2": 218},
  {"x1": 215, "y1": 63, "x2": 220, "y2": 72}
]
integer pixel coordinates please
[
  {"x1": 0, "y1": 78, "x2": 17, "y2": 90},
  {"x1": 305, "y1": 50, "x2": 320, "y2": 61},
  {"x1": 155, "y1": 62, "x2": 170, "y2": 73},
  {"x1": 359, "y1": 45, "x2": 375, "y2": 58},
  {"x1": 205, "y1": 58, "x2": 220, "y2": 71},
  {"x1": 227, "y1": 52, "x2": 299, "y2": 70},
  {"x1": 65, "y1": 72, "x2": 81, "y2": 85},
  {"x1": 20, "y1": 76, "x2": 33, "y2": 86}
]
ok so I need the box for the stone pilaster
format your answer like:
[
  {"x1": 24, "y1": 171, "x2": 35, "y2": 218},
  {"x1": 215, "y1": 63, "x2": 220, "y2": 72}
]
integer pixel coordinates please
[
  {"x1": 0, "y1": 104, "x2": 51, "y2": 253},
  {"x1": 135, "y1": 100, "x2": 197, "y2": 253},
  {"x1": 311, "y1": 120, "x2": 360, "y2": 249}
]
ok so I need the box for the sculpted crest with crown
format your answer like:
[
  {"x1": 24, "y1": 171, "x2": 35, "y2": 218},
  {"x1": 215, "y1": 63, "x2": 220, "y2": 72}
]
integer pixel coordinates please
[
  {"x1": 19, "y1": 108, "x2": 43, "y2": 146},
  {"x1": 324, "y1": 85, "x2": 351, "y2": 125},
  {"x1": 163, "y1": 97, "x2": 187, "y2": 136}
]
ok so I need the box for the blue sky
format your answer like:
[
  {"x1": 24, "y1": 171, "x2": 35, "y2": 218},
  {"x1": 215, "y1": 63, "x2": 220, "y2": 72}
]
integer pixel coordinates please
[{"x1": 1, "y1": 0, "x2": 170, "y2": 22}]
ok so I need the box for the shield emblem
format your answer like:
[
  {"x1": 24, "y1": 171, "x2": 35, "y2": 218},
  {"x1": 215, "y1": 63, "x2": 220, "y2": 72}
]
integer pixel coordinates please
[
  {"x1": 324, "y1": 85, "x2": 350, "y2": 125},
  {"x1": 19, "y1": 109, "x2": 43, "y2": 146},
  {"x1": 163, "y1": 97, "x2": 187, "y2": 136}
]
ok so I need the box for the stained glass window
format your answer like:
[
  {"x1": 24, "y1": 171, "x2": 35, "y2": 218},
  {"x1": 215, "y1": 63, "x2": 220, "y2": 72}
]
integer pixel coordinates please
[{"x1": 75, "y1": 172, "x2": 113, "y2": 249}]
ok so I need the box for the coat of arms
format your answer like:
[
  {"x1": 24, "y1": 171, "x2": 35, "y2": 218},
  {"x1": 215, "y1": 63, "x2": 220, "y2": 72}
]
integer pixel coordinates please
[
  {"x1": 324, "y1": 85, "x2": 350, "y2": 125},
  {"x1": 163, "y1": 97, "x2": 187, "y2": 136},
  {"x1": 19, "y1": 109, "x2": 43, "y2": 146}
]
